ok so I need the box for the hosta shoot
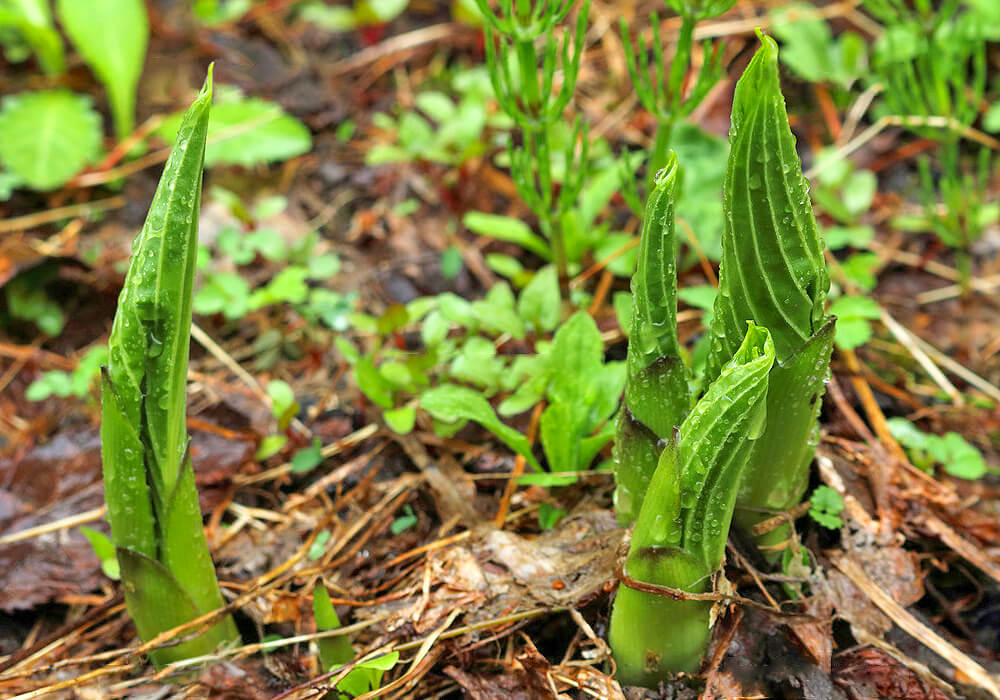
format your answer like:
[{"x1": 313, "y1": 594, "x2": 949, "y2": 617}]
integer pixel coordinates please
[
  {"x1": 610, "y1": 323, "x2": 774, "y2": 681},
  {"x1": 610, "y1": 34, "x2": 834, "y2": 684},
  {"x1": 101, "y1": 67, "x2": 239, "y2": 665},
  {"x1": 704, "y1": 34, "x2": 834, "y2": 555}
]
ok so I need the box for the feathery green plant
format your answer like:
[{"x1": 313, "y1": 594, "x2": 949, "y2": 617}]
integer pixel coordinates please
[
  {"x1": 866, "y1": 1, "x2": 990, "y2": 292},
  {"x1": 620, "y1": 0, "x2": 734, "y2": 195},
  {"x1": 610, "y1": 34, "x2": 833, "y2": 684},
  {"x1": 101, "y1": 67, "x2": 239, "y2": 665},
  {"x1": 473, "y1": 0, "x2": 591, "y2": 291}
]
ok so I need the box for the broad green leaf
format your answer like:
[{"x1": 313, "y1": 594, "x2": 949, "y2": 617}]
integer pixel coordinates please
[
  {"x1": 517, "y1": 265, "x2": 560, "y2": 332},
  {"x1": 194, "y1": 272, "x2": 251, "y2": 319},
  {"x1": 613, "y1": 152, "x2": 691, "y2": 526},
  {"x1": 156, "y1": 88, "x2": 311, "y2": 167},
  {"x1": 732, "y1": 318, "x2": 835, "y2": 546},
  {"x1": 256, "y1": 434, "x2": 288, "y2": 460},
  {"x1": 356, "y1": 0, "x2": 408, "y2": 24},
  {"x1": 421, "y1": 384, "x2": 540, "y2": 470},
  {"x1": 57, "y1": 0, "x2": 148, "y2": 139},
  {"x1": 267, "y1": 379, "x2": 298, "y2": 427},
  {"x1": 384, "y1": 405, "x2": 416, "y2": 434},
  {"x1": 771, "y1": 4, "x2": 865, "y2": 89},
  {"x1": 298, "y1": 1, "x2": 356, "y2": 31},
  {"x1": 80, "y1": 526, "x2": 120, "y2": 579},
  {"x1": 0, "y1": 90, "x2": 101, "y2": 190},
  {"x1": 0, "y1": 0, "x2": 65, "y2": 74},
  {"x1": 623, "y1": 154, "x2": 690, "y2": 436},
  {"x1": 159, "y1": 449, "x2": 239, "y2": 633},
  {"x1": 462, "y1": 212, "x2": 552, "y2": 259},
  {"x1": 611, "y1": 409, "x2": 660, "y2": 525},
  {"x1": 103, "y1": 70, "x2": 239, "y2": 663},
  {"x1": 824, "y1": 225, "x2": 873, "y2": 250},
  {"x1": 808, "y1": 485, "x2": 843, "y2": 529},
  {"x1": 934, "y1": 433, "x2": 986, "y2": 480},
  {"x1": 630, "y1": 324, "x2": 774, "y2": 560},
  {"x1": 609, "y1": 326, "x2": 774, "y2": 686},
  {"x1": 100, "y1": 370, "x2": 156, "y2": 559},
  {"x1": 540, "y1": 402, "x2": 578, "y2": 473},
  {"x1": 840, "y1": 252, "x2": 880, "y2": 291},
  {"x1": 291, "y1": 438, "x2": 325, "y2": 473},
  {"x1": 450, "y1": 336, "x2": 504, "y2": 390},
  {"x1": 705, "y1": 35, "x2": 829, "y2": 386},
  {"x1": 548, "y1": 312, "x2": 603, "y2": 405},
  {"x1": 829, "y1": 295, "x2": 881, "y2": 350},
  {"x1": 355, "y1": 357, "x2": 394, "y2": 408},
  {"x1": 4, "y1": 274, "x2": 65, "y2": 335},
  {"x1": 887, "y1": 417, "x2": 932, "y2": 452}
]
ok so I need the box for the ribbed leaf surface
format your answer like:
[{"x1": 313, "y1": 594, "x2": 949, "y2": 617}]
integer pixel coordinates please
[
  {"x1": 102, "y1": 69, "x2": 239, "y2": 663},
  {"x1": 679, "y1": 324, "x2": 773, "y2": 570},
  {"x1": 100, "y1": 369, "x2": 155, "y2": 559},
  {"x1": 630, "y1": 323, "x2": 774, "y2": 568},
  {"x1": 734, "y1": 318, "x2": 835, "y2": 546},
  {"x1": 105, "y1": 71, "x2": 212, "y2": 500},
  {"x1": 612, "y1": 324, "x2": 774, "y2": 683},
  {"x1": 630, "y1": 154, "x2": 683, "y2": 370},
  {"x1": 613, "y1": 153, "x2": 690, "y2": 525},
  {"x1": 704, "y1": 35, "x2": 828, "y2": 387}
]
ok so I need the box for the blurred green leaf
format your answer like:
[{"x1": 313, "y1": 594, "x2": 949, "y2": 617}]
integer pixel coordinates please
[
  {"x1": 0, "y1": 90, "x2": 101, "y2": 190},
  {"x1": 57, "y1": 0, "x2": 147, "y2": 138},
  {"x1": 157, "y1": 88, "x2": 311, "y2": 167}
]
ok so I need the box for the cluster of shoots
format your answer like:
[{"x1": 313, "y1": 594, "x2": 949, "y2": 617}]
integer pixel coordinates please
[
  {"x1": 610, "y1": 34, "x2": 834, "y2": 685},
  {"x1": 100, "y1": 68, "x2": 238, "y2": 665}
]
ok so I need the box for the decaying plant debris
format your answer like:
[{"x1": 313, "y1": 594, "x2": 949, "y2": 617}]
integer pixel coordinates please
[{"x1": 1, "y1": 1, "x2": 1000, "y2": 699}]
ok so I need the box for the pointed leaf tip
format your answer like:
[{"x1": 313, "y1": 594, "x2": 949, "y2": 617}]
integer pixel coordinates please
[
  {"x1": 651, "y1": 151, "x2": 679, "y2": 190},
  {"x1": 201, "y1": 64, "x2": 214, "y2": 100}
]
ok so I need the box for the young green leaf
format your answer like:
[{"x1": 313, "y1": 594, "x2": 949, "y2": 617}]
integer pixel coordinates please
[
  {"x1": 102, "y1": 68, "x2": 239, "y2": 664},
  {"x1": 829, "y1": 295, "x2": 881, "y2": 350},
  {"x1": 421, "y1": 384, "x2": 541, "y2": 470},
  {"x1": 80, "y1": 525, "x2": 120, "y2": 580},
  {"x1": 613, "y1": 153, "x2": 690, "y2": 525},
  {"x1": 808, "y1": 485, "x2": 844, "y2": 529},
  {"x1": 462, "y1": 212, "x2": 552, "y2": 260},
  {"x1": 0, "y1": 90, "x2": 101, "y2": 190},
  {"x1": 610, "y1": 323, "x2": 775, "y2": 683},
  {"x1": 701, "y1": 34, "x2": 835, "y2": 555},
  {"x1": 0, "y1": 0, "x2": 66, "y2": 74},
  {"x1": 57, "y1": 0, "x2": 148, "y2": 139},
  {"x1": 704, "y1": 34, "x2": 829, "y2": 385},
  {"x1": 313, "y1": 584, "x2": 354, "y2": 672},
  {"x1": 732, "y1": 318, "x2": 835, "y2": 551},
  {"x1": 384, "y1": 405, "x2": 417, "y2": 434}
]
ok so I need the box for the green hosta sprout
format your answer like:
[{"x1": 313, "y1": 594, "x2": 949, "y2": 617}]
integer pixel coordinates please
[
  {"x1": 610, "y1": 323, "x2": 774, "y2": 682},
  {"x1": 612, "y1": 154, "x2": 689, "y2": 526},
  {"x1": 101, "y1": 67, "x2": 239, "y2": 665},
  {"x1": 609, "y1": 34, "x2": 835, "y2": 685},
  {"x1": 703, "y1": 34, "x2": 834, "y2": 555}
]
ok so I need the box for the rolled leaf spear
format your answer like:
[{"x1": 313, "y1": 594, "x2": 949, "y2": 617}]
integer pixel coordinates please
[
  {"x1": 101, "y1": 66, "x2": 239, "y2": 665},
  {"x1": 702, "y1": 34, "x2": 834, "y2": 557}
]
